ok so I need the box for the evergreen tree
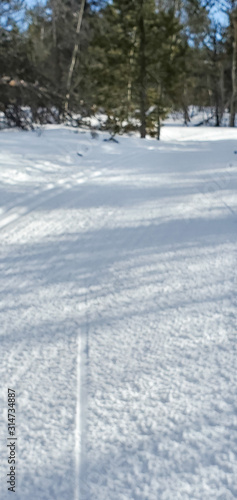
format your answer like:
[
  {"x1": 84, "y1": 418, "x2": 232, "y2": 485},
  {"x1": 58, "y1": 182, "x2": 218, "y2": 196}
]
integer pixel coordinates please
[{"x1": 1, "y1": 0, "x2": 236, "y2": 131}]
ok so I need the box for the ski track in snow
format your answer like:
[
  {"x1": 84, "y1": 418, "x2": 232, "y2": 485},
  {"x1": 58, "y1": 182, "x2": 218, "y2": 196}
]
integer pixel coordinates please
[{"x1": 0, "y1": 126, "x2": 237, "y2": 500}]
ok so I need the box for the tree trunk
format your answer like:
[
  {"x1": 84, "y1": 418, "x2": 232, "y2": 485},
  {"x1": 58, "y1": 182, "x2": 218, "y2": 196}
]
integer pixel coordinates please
[
  {"x1": 64, "y1": 0, "x2": 86, "y2": 115},
  {"x1": 214, "y1": 82, "x2": 220, "y2": 126},
  {"x1": 212, "y1": 27, "x2": 220, "y2": 127},
  {"x1": 183, "y1": 107, "x2": 189, "y2": 125},
  {"x1": 127, "y1": 28, "x2": 136, "y2": 119},
  {"x1": 220, "y1": 61, "x2": 225, "y2": 122},
  {"x1": 139, "y1": 0, "x2": 146, "y2": 138},
  {"x1": 51, "y1": 0, "x2": 61, "y2": 89},
  {"x1": 157, "y1": 108, "x2": 161, "y2": 140},
  {"x1": 52, "y1": 0, "x2": 57, "y2": 49},
  {"x1": 229, "y1": 12, "x2": 237, "y2": 127},
  {"x1": 215, "y1": 100, "x2": 220, "y2": 127},
  {"x1": 157, "y1": 84, "x2": 162, "y2": 140}
]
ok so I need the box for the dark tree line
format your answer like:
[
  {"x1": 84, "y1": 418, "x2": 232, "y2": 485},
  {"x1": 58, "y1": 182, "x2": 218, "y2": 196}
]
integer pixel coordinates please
[{"x1": 1, "y1": 0, "x2": 237, "y2": 137}]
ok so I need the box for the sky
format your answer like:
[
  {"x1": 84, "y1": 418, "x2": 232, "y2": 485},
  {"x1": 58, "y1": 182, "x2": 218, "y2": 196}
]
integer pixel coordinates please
[{"x1": 25, "y1": 0, "x2": 46, "y2": 6}]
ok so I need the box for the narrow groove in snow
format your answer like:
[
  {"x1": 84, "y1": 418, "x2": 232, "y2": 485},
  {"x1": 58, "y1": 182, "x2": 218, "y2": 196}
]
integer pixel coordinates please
[{"x1": 75, "y1": 333, "x2": 81, "y2": 500}]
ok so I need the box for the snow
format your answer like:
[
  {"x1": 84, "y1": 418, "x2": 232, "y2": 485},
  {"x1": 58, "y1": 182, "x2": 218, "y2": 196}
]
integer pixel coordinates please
[
  {"x1": 162, "y1": 107, "x2": 233, "y2": 128},
  {"x1": 0, "y1": 125, "x2": 236, "y2": 500}
]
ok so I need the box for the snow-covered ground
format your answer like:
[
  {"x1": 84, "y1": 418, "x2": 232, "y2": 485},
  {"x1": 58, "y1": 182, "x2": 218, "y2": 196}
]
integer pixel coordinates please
[{"x1": 0, "y1": 126, "x2": 236, "y2": 500}]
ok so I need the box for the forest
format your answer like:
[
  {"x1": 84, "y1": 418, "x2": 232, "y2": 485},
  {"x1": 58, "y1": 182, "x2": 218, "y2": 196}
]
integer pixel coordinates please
[{"x1": 1, "y1": 0, "x2": 237, "y2": 137}]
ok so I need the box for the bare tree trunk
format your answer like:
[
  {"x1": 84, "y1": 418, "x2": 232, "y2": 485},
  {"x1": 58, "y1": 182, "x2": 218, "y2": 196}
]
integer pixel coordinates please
[
  {"x1": 51, "y1": 0, "x2": 60, "y2": 86},
  {"x1": 215, "y1": 97, "x2": 220, "y2": 126},
  {"x1": 139, "y1": 0, "x2": 146, "y2": 138},
  {"x1": 157, "y1": 107, "x2": 161, "y2": 140},
  {"x1": 156, "y1": 84, "x2": 162, "y2": 140},
  {"x1": 183, "y1": 84, "x2": 190, "y2": 125},
  {"x1": 52, "y1": 0, "x2": 57, "y2": 49},
  {"x1": 64, "y1": 0, "x2": 86, "y2": 114},
  {"x1": 220, "y1": 61, "x2": 225, "y2": 122},
  {"x1": 212, "y1": 27, "x2": 220, "y2": 127},
  {"x1": 229, "y1": 11, "x2": 237, "y2": 127},
  {"x1": 127, "y1": 28, "x2": 136, "y2": 119}
]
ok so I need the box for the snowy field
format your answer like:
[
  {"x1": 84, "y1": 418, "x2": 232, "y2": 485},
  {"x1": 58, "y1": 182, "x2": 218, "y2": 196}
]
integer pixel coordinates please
[{"x1": 0, "y1": 125, "x2": 237, "y2": 500}]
